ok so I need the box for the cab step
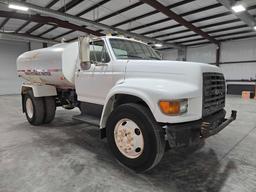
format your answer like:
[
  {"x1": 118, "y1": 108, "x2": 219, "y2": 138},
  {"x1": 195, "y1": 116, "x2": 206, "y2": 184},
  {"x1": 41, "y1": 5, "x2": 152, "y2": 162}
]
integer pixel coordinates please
[{"x1": 72, "y1": 114, "x2": 100, "y2": 126}]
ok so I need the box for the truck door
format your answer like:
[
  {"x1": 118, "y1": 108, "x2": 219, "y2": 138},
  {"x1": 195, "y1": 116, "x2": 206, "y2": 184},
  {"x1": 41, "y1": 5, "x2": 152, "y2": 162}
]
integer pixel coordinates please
[{"x1": 75, "y1": 39, "x2": 113, "y2": 105}]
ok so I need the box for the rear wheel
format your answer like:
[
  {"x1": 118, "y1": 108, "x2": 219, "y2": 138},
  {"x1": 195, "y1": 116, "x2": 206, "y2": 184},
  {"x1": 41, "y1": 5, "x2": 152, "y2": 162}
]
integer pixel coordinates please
[
  {"x1": 24, "y1": 90, "x2": 45, "y2": 125},
  {"x1": 106, "y1": 103, "x2": 166, "y2": 172},
  {"x1": 44, "y1": 97, "x2": 56, "y2": 124}
]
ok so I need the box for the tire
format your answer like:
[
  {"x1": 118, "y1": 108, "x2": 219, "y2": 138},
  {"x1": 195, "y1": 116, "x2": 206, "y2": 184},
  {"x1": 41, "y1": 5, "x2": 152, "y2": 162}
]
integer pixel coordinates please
[
  {"x1": 24, "y1": 90, "x2": 45, "y2": 125},
  {"x1": 106, "y1": 103, "x2": 166, "y2": 172},
  {"x1": 43, "y1": 97, "x2": 56, "y2": 124}
]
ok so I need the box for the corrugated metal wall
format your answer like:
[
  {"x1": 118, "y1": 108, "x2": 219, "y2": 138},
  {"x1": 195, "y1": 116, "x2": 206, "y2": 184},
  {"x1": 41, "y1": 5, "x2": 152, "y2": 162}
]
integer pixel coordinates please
[
  {"x1": 221, "y1": 39, "x2": 256, "y2": 80},
  {"x1": 161, "y1": 38, "x2": 256, "y2": 80},
  {"x1": 0, "y1": 40, "x2": 44, "y2": 95},
  {"x1": 1, "y1": 37, "x2": 255, "y2": 94},
  {"x1": 0, "y1": 40, "x2": 28, "y2": 95}
]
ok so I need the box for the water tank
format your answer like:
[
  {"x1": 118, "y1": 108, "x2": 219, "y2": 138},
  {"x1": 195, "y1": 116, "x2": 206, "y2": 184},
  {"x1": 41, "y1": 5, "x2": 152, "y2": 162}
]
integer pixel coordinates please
[{"x1": 17, "y1": 42, "x2": 78, "y2": 88}]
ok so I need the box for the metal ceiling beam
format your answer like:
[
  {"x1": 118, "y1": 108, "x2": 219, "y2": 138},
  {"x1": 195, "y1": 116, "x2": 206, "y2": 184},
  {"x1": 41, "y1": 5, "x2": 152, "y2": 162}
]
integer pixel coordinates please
[
  {"x1": 37, "y1": 26, "x2": 58, "y2": 37},
  {"x1": 0, "y1": 11, "x2": 103, "y2": 36},
  {"x1": 169, "y1": 35, "x2": 256, "y2": 47},
  {"x1": 214, "y1": 29, "x2": 253, "y2": 38},
  {"x1": 26, "y1": 0, "x2": 84, "y2": 34},
  {"x1": 174, "y1": 29, "x2": 253, "y2": 44},
  {"x1": 0, "y1": 17, "x2": 9, "y2": 29},
  {"x1": 45, "y1": 0, "x2": 60, "y2": 8},
  {"x1": 0, "y1": 0, "x2": 180, "y2": 48},
  {"x1": 110, "y1": 0, "x2": 195, "y2": 28},
  {"x1": 0, "y1": 31, "x2": 58, "y2": 43},
  {"x1": 38, "y1": 0, "x2": 110, "y2": 38},
  {"x1": 41, "y1": 0, "x2": 110, "y2": 37},
  {"x1": 220, "y1": 34, "x2": 256, "y2": 42},
  {"x1": 58, "y1": 0, "x2": 84, "y2": 12},
  {"x1": 0, "y1": 0, "x2": 26, "y2": 30},
  {"x1": 49, "y1": 0, "x2": 194, "y2": 40},
  {"x1": 16, "y1": 0, "x2": 59, "y2": 33},
  {"x1": 185, "y1": 34, "x2": 256, "y2": 47},
  {"x1": 141, "y1": 11, "x2": 233, "y2": 37},
  {"x1": 50, "y1": 1, "x2": 143, "y2": 40},
  {"x1": 76, "y1": 0, "x2": 111, "y2": 17},
  {"x1": 15, "y1": 20, "x2": 30, "y2": 33},
  {"x1": 140, "y1": 5, "x2": 256, "y2": 37},
  {"x1": 217, "y1": 0, "x2": 256, "y2": 28},
  {"x1": 163, "y1": 24, "x2": 248, "y2": 42},
  {"x1": 51, "y1": 1, "x2": 141, "y2": 39},
  {"x1": 128, "y1": 3, "x2": 222, "y2": 32},
  {"x1": 51, "y1": 30, "x2": 74, "y2": 40},
  {"x1": 95, "y1": 2, "x2": 144, "y2": 22},
  {"x1": 151, "y1": 18, "x2": 242, "y2": 39},
  {"x1": 162, "y1": 34, "x2": 256, "y2": 48},
  {"x1": 95, "y1": 0, "x2": 194, "y2": 33},
  {"x1": 140, "y1": 0, "x2": 219, "y2": 45}
]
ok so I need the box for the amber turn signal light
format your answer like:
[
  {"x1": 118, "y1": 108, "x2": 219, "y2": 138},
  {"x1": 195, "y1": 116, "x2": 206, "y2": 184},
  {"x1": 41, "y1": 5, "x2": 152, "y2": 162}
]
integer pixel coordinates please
[{"x1": 159, "y1": 99, "x2": 188, "y2": 115}]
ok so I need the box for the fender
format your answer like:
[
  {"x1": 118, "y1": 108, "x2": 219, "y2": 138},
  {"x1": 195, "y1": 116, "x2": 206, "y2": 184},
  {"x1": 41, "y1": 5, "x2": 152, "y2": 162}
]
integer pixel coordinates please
[
  {"x1": 21, "y1": 84, "x2": 57, "y2": 97},
  {"x1": 100, "y1": 78, "x2": 201, "y2": 128},
  {"x1": 100, "y1": 86, "x2": 155, "y2": 129}
]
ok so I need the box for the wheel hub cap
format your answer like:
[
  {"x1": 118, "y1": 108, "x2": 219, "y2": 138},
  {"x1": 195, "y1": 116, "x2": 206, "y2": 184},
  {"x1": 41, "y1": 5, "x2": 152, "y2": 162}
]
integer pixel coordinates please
[
  {"x1": 26, "y1": 98, "x2": 34, "y2": 119},
  {"x1": 114, "y1": 119, "x2": 144, "y2": 159}
]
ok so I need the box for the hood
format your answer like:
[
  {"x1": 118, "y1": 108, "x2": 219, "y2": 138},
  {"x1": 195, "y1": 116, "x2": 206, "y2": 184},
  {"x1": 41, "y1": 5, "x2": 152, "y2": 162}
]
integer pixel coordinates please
[
  {"x1": 125, "y1": 60, "x2": 220, "y2": 74},
  {"x1": 125, "y1": 60, "x2": 222, "y2": 86}
]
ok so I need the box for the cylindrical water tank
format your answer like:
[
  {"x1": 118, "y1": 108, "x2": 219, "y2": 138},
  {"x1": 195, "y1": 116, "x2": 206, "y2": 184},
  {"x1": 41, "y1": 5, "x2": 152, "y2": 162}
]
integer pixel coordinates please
[{"x1": 17, "y1": 42, "x2": 79, "y2": 89}]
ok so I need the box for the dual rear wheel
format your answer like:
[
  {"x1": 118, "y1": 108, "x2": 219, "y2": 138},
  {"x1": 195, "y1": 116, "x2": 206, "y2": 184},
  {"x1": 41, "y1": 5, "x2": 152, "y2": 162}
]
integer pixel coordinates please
[{"x1": 24, "y1": 90, "x2": 56, "y2": 125}]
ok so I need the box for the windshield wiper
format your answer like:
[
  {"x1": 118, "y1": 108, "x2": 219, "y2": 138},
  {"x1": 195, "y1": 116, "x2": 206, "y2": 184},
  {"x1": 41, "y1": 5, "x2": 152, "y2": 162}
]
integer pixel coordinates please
[
  {"x1": 148, "y1": 56, "x2": 161, "y2": 60},
  {"x1": 117, "y1": 54, "x2": 161, "y2": 60},
  {"x1": 117, "y1": 54, "x2": 144, "y2": 59}
]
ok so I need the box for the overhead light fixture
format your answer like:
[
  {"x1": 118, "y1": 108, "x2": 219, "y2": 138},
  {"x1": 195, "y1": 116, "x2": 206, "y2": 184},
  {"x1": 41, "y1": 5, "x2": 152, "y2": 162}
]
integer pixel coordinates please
[
  {"x1": 231, "y1": 4, "x2": 246, "y2": 13},
  {"x1": 254, "y1": 26, "x2": 256, "y2": 31},
  {"x1": 8, "y1": 4, "x2": 29, "y2": 11},
  {"x1": 154, "y1": 43, "x2": 163, "y2": 48}
]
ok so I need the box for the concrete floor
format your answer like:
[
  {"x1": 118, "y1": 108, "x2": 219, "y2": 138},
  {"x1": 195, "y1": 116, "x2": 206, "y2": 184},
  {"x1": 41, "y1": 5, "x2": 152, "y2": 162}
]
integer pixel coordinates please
[{"x1": 0, "y1": 95, "x2": 255, "y2": 192}]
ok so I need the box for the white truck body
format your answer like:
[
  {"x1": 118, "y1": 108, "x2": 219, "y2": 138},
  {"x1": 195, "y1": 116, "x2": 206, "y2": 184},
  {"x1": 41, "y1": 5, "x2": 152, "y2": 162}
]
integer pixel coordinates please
[
  {"x1": 17, "y1": 36, "x2": 236, "y2": 172},
  {"x1": 17, "y1": 36, "x2": 220, "y2": 124}
]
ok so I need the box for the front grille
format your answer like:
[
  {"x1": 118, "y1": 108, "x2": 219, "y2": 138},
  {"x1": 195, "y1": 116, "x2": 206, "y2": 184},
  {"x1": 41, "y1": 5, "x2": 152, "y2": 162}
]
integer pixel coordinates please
[{"x1": 203, "y1": 73, "x2": 225, "y2": 117}]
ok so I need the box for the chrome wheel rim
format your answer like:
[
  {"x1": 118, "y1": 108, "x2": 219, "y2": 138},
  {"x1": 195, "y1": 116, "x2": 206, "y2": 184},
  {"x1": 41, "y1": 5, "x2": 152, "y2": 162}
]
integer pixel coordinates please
[
  {"x1": 114, "y1": 118, "x2": 144, "y2": 159},
  {"x1": 26, "y1": 98, "x2": 34, "y2": 119}
]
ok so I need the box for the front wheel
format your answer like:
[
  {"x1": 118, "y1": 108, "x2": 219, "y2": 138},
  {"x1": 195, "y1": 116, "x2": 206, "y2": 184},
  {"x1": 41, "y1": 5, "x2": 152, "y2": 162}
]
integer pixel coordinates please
[{"x1": 106, "y1": 103, "x2": 166, "y2": 172}]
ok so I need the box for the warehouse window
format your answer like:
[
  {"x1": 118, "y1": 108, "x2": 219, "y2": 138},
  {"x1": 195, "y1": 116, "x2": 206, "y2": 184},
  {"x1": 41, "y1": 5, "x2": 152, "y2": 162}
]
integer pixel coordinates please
[{"x1": 90, "y1": 40, "x2": 110, "y2": 63}]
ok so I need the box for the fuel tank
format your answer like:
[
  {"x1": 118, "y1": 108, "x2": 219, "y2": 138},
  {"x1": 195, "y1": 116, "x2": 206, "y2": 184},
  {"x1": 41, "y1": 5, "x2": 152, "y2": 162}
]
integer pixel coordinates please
[{"x1": 17, "y1": 42, "x2": 79, "y2": 88}]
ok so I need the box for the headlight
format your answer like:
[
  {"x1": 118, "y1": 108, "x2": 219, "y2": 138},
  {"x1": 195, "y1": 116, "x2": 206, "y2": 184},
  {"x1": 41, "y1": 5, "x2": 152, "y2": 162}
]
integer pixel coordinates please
[{"x1": 159, "y1": 99, "x2": 188, "y2": 115}]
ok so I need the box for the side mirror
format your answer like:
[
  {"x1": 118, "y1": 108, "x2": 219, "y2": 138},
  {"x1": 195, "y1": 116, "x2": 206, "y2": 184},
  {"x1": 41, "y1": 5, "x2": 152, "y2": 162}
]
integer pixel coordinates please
[{"x1": 78, "y1": 36, "x2": 91, "y2": 70}]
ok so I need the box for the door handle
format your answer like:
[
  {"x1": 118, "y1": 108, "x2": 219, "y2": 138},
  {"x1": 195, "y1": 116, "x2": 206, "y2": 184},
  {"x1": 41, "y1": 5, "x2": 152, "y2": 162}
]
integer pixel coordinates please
[
  {"x1": 76, "y1": 69, "x2": 81, "y2": 77},
  {"x1": 94, "y1": 62, "x2": 108, "y2": 67}
]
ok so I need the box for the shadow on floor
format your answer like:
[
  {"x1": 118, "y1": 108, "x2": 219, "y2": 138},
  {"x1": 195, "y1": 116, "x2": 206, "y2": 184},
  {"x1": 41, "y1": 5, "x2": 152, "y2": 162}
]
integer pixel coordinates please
[
  {"x1": 146, "y1": 149, "x2": 236, "y2": 192},
  {"x1": 24, "y1": 116, "x2": 237, "y2": 192}
]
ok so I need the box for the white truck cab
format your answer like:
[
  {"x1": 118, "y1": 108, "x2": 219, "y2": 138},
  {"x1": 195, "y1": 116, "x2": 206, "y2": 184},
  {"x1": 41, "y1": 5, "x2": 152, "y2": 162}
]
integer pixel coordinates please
[{"x1": 17, "y1": 36, "x2": 236, "y2": 172}]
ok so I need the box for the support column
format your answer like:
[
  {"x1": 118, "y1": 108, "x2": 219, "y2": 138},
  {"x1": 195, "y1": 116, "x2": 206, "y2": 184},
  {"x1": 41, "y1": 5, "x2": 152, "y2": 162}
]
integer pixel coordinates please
[
  {"x1": 43, "y1": 42, "x2": 47, "y2": 48},
  {"x1": 177, "y1": 46, "x2": 187, "y2": 61},
  {"x1": 28, "y1": 42, "x2": 31, "y2": 51},
  {"x1": 216, "y1": 43, "x2": 221, "y2": 66}
]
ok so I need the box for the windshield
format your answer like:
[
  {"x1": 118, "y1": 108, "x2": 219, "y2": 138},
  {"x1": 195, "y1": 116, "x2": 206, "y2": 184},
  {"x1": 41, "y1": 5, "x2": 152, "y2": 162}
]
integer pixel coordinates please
[{"x1": 109, "y1": 39, "x2": 161, "y2": 60}]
